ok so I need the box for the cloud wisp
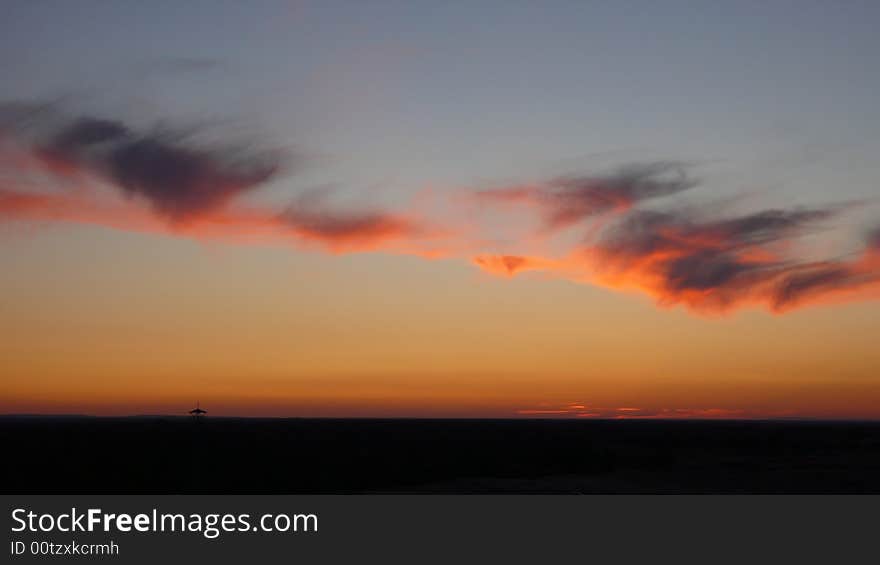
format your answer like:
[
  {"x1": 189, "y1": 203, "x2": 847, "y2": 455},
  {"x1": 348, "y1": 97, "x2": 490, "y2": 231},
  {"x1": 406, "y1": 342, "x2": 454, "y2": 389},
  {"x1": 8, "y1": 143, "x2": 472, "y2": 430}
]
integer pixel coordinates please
[
  {"x1": 474, "y1": 161, "x2": 696, "y2": 233},
  {"x1": 0, "y1": 102, "x2": 423, "y2": 252},
  {"x1": 582, "y1": 206, "x2": 880, "y2": 312},
  {"x1": 515, "y1": 402, "x2": 767, "y2": 419},
  {"x1": 1, "y1": 102, "x2": 281, "y2": 221},
  {"x1": 472, "y1": 166, "x2": 880, "y2": 313},
  {"x1": 1, "y1": 100, "x2": 878, "y2": 315}
]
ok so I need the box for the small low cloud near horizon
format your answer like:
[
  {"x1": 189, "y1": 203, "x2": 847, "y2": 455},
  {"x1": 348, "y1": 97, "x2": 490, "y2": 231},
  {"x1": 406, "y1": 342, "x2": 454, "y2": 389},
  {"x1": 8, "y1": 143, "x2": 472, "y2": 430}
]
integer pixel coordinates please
[{"x1": 1, "y1": 1, "x2": 879, "y2": 419}]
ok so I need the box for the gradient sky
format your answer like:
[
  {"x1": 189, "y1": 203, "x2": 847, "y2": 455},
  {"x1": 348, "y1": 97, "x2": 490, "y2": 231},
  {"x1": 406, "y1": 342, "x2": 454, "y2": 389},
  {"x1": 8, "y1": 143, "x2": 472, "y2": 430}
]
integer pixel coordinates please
[{"x1": 1, "y1": 1, "x2": 879, "y2": 418}]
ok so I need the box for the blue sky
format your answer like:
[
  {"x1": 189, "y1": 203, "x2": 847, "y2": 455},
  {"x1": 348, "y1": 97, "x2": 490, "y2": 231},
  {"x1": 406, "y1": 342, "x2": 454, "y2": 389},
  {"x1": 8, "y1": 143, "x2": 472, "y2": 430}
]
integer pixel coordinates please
[{"x1": 3, "y1": 0, "x2": 878, "y2": 208}]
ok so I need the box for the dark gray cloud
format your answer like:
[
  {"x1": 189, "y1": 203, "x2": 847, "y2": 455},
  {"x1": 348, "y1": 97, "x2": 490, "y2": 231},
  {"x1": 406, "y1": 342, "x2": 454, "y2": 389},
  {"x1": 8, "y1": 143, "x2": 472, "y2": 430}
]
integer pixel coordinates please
[
  {"x1": 663, "y1": 251, "x2": 773, "y2": 293},
  {"x1": 707, "y1": 208, "x2": 835, "y2": 246},
  {"x1": 772, "y1": 265, "x2": 861, "y2": 310},
  {"x1": 769, "y1": 224, "x2": 880, "y2": 309},
  {"x1": 281, "y1": 204, "x2": 412, "y2": 243},
  {"x1": 868, "y1": 226, "x2": 880, "y2": 250},
  {"x1": 48, "y1": 117, "x2": 129, "y2": 150},
  {"x1": 590, "y1": 204, "x2": 880, "y2": 310},
  {"x1": 478, "y1": 161, "x2": 697, "y2": 231},
  {"x1": 0, "y1": 102, "x2": 283, "y2": 221},
  {"x1": 601, "y1": 207, "x2": 834, "y2": 259}
]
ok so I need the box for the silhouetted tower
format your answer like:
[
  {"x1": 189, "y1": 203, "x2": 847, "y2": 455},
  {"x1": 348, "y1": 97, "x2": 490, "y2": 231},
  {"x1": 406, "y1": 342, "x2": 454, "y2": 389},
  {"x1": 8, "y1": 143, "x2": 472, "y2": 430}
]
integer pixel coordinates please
[{"x1": 189, "y1": 401, "x2": 207, "y2": 419}]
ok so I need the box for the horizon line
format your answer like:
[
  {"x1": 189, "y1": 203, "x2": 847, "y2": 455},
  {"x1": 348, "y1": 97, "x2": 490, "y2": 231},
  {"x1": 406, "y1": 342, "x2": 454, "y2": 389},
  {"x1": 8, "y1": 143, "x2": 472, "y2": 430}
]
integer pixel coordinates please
[{"x1": 2, "y1": 413, "x2": 879, "y2": 423}]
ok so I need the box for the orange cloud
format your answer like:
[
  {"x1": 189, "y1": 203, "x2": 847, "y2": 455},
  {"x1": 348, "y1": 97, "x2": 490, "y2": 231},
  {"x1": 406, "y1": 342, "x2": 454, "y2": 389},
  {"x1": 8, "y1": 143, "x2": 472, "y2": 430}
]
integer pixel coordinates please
[
  {"x1": 577, "y1": 208, "x2": 880, "y2": 313},
  {"x1": 471, "y1": 254, "x2": 559, "y2": 277},
  {"x1": 0, "y1": 185, "x2": 425, "y2": 255},
  {"x1": 515, "y1": 403, "x2": 773, "y2": 419},
  {"x1": 2, "y1": 101, "x2": 878, "y2": 316},
  {"x1": 0, "y1": 103, "x2": 442, "y2": 255},
  {"x1": 471, "y1": 204, "x2": 880, "y2": 315}
]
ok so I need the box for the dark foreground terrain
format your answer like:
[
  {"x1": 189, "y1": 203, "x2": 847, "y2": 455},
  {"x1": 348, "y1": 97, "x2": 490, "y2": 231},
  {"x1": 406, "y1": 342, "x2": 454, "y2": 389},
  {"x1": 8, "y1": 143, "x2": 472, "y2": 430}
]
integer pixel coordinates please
[{"x1": 2, "y1": 417, "x2": 880, "y2": 493}]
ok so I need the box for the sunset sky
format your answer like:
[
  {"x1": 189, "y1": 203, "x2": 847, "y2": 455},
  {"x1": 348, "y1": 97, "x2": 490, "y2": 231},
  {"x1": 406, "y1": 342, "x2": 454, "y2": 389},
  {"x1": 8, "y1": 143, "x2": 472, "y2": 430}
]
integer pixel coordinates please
[{"x1": 2, "y1": 1, "x2": 879, "y2": 418}]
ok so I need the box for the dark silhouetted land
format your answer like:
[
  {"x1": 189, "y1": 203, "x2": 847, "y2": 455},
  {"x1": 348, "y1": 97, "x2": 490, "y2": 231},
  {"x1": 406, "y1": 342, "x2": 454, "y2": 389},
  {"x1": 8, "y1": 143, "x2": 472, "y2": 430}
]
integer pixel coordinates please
[{"x1": 2, "y1": 417, "x2": 879, "y2": 493}]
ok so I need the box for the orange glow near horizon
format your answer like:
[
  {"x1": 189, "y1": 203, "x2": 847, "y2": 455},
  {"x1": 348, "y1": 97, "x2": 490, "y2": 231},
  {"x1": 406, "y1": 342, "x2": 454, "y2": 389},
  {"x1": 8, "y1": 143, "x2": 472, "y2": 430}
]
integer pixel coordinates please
[
  {"x1": 2, "y1": 219, "x2": 879, "y2": 419},
  {"x1": 1, "y1": 140, "x2": 879, "y2": 420}
]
